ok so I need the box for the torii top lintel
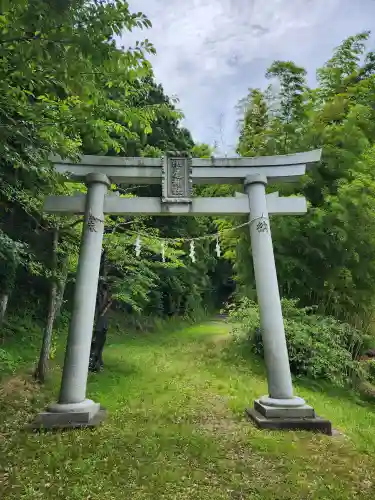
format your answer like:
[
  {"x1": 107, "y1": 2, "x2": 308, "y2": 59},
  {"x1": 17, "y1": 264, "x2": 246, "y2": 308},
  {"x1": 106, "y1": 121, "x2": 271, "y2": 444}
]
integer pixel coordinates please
[{"x1": 51, "y1": 149, "x2": 322, "y2": 186}]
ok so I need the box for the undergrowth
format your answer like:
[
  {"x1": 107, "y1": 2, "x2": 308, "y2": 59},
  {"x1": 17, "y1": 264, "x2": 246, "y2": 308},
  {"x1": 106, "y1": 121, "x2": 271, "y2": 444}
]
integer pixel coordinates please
[
  {"x1": 0, "y1": 307, "x2": 209, "y2": 381},
  {"x1": 2, "y1": 321, "x2": 375, "y2": 499},
  {"x1": 226, "y1": 297, "x2": 375, "y2": 387}
]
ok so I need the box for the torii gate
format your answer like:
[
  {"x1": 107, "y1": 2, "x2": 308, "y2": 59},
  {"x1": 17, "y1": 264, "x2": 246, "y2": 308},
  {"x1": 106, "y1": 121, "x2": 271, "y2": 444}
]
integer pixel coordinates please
[{"x1": 30, "y1": 149, "x2": 332, "y2": 434}]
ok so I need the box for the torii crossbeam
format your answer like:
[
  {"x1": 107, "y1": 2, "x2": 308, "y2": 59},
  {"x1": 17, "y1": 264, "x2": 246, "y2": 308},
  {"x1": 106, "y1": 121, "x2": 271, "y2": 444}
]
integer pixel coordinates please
[
  {"x1": 30, "y1": 149, "x2": 332, "y2": 435},
  {"x1": 44, "y1": 192, "x2": 307, "y2": 216}
]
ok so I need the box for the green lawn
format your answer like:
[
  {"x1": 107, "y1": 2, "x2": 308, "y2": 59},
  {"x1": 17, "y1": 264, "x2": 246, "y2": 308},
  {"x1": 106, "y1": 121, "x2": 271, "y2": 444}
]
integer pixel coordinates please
[{"x1": 1, "y1": 320, "x2": 375, "y2": 499}]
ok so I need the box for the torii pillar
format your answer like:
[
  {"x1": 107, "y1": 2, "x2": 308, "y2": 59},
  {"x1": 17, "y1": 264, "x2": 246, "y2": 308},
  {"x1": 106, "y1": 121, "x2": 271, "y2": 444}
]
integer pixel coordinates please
[
  {"x1": 30, "y1": 173, "x2": 110, "y2": 429},
  {"x1": 244, "y1": 174, "x2": 331, "y2": 433}
]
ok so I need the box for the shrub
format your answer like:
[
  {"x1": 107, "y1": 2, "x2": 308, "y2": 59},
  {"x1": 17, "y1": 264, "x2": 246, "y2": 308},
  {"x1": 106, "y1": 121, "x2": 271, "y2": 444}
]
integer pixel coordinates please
[
  {"x1": 0, "y1": 348, "x2": 22, "y2": 374},
  {"x1": 226, "y1": 297, "x2": 372, "y2": 386},
  {"x1": 365, "y1": 359, "x2": 375, "y2": 385}
]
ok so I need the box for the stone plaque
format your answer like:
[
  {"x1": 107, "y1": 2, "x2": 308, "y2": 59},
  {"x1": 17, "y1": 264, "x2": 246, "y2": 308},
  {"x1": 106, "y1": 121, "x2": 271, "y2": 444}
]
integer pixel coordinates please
[{"x1": 162, "y1": 152, "x2": 192, "y2": 203}]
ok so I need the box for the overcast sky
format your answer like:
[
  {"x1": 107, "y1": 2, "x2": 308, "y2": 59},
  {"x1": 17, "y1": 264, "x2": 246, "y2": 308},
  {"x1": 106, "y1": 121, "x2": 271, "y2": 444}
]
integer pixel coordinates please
[{"x1": 123, "y1": 0, "x2": 375, "y2": 154}]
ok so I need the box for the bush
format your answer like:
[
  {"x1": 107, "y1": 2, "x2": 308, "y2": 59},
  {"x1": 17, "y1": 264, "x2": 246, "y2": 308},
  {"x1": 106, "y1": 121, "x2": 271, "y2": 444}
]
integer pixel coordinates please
[
  {"x1": 365, "y1": 359, "x2": 375, "y2": 385},
  {"x1": 0, "y1": 348, "x2": 21, "y2": 373},
  {"x1": 227, "y1": 297, "x2": 373, "y2": 386}
]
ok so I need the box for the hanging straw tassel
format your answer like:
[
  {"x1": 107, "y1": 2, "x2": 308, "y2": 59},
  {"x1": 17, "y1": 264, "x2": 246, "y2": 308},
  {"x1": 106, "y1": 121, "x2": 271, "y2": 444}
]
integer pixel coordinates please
[
  {"x1": 135, "y1": 235, "x2": 141, "y2": 257},
  {"x1": 189, "y1": 240, "x2": 196, "y2": 263},
  {"x1": 215, "y1": 235, "x2": 221, "y2": 258}
]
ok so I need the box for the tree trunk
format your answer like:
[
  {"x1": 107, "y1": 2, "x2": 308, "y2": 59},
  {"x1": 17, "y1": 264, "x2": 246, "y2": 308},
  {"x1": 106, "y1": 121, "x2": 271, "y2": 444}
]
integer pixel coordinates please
[
  {"x1": 34, "y1": 228, "x2": 59, "y2": 383},
  {"x1": 34, "y1": 281, "x2": 58, "y2": 383},
  {"x1": 0, "y1": 292, "x2": 9, "y2": 343},
  {"x1": 89, "y1": 250, "x2": 111, "y2": 372},
  {"x1": 54, "y1": 255, "x2": 69, "y2": 320},
  {"x1": 0, "y1": 292, "x2": 9, "y2": 325}
]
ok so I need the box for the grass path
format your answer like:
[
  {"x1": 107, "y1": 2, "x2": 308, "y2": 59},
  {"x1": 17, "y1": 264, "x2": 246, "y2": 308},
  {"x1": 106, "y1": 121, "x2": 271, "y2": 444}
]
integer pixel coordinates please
[{"x1": 2, "y1": 321, "x2": 375, "y2": 499}]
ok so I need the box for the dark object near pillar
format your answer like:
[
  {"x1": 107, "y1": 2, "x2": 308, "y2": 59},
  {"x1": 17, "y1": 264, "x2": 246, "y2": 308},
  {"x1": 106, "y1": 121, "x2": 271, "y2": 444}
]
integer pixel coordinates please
[
  {"x1": 89, "y1": 274, "x2": 111, "y2": 373},
  {"x1": 89, "y1": 315, "x2": 108, "y2": 372}
]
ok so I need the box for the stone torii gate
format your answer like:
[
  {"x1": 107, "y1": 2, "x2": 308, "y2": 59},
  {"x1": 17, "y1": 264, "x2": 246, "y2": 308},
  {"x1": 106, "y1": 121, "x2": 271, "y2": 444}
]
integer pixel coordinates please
[{"x1": 30, "y1": 149, "x2": 331, "y2": 434}]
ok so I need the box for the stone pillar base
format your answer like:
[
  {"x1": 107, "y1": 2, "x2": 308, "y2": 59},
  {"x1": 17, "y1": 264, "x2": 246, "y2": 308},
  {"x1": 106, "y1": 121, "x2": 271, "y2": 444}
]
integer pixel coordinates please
[
  {"x1": 255, "y1": 398, "x2": 315, "y2": 418},
  {"x1": 246, "y1": 400, "x2": 332, "y2": 435},
  {"x1": 26, "y1": 399, "x2": 107, "y2": 431}
]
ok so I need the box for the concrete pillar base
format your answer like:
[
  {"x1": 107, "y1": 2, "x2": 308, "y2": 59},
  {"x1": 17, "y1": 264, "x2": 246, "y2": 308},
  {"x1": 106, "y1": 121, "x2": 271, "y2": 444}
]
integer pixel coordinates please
[
  {"x1": 259, "y1": 395, "x2": 307, "y2": 408},
  {"x1": 246, "y1": 404, "x2": 332, "y2": 435},
  {"x1": 255, "y1": 399, "x2": 315, "y2": 418},
  {"x1": 26, "y1": 400, "x2": 107, "y2": 431},
  {"x1": 48, "y1": 398, "x2": 100, "y2": 415}
]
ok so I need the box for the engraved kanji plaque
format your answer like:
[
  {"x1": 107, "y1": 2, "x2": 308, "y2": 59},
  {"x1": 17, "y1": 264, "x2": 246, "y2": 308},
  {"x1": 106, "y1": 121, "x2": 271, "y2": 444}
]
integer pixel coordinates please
[{"x1": 162, "y1": 152, "x2": 192, "y2": 203}]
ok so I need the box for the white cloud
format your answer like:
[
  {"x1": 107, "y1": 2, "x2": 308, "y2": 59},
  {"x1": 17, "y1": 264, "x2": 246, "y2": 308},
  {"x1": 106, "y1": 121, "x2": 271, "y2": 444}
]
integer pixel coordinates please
[{"x1": 123, "y1": 0, "x2": 375, "y2": 153}]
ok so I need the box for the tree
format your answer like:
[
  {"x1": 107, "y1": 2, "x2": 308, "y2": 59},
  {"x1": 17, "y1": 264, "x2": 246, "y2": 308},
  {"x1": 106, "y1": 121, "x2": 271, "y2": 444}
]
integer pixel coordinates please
[
  {"x1": 191, "y1": 143, "x2": 214, "y2": 158},
  {"x1": 0, "y1": 231, "x2": 28, "y2": 331},
  {"x1": 235, "y1": 32, "x2": 375, "y2": 325},
  {"x1": 0, "y1": 0, "x2": 169, "y2": 379},
  {"x1": 237, "y1": 89, "x2": 271, "y2": 157}
]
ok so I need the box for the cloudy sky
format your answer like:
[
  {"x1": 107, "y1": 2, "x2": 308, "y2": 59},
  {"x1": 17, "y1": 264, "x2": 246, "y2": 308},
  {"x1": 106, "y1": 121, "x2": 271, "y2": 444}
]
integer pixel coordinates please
[{"x1": 123, "y1": 0, "x2": 375, "y2": 154}]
